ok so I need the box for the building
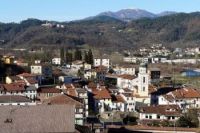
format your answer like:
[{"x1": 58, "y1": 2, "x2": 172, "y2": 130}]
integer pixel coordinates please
[
  {"x1": 94, "y1": 58, "x2": 110, "y2": 68},
  {"x1": 0, "y1": 105, "x2": 75, "y2": 133},
  {"x1": 113, "y1": 64, "x2": 135, "y2": 75},
  {"x1": 0, "y1": 95, "x2": 35, "y2": 106},
  {"x1": 30, "y1": 64, "x2": 52, "y2": 77},
  {"x1": 52, "y1": 58, "x2": 61, "y2": 65},
  {"x1": 139, "y1": 105, "x2": 181, "y2": 125},
  {"x1": 37, "y1": 87, "x2": 61, "y2": 102},
  {"x1": 157, "y1": 87, "x2": 200, "y2": 109},
  {"x1": 148, "y1": 68, "x2": 161, "y2": 82},
  {"x1": 43, "y1": 94, "x2": 84, "y2": 125}
]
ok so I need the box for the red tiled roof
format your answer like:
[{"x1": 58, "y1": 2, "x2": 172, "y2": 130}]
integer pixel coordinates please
[
  {"x1": 17, "y1": 73, "x2": 36, "y2": 77},
  {"x1": 163, "y1": 87, "x2": 200, "y2": 101},
  {"x1": 118, "y1": 74, "x2": 136, "y2": 80},
  {"x1": 43, "y1": 94, "x2": 83, "y2": 108},
  {"x1": 94, "y1": 87, "x2": 111, "y2": 100},
  {"x1": 113, "y1": 94, "x2": 126, "y2": 103},
  {"x1": 3, "y1": 83, "x2": 25, "y2": 91},
  {"x1": 26, "y1": 78, "x2": 38, "y2": 84},
  {"x1": 38, "y1": 87, "x2": 61, "y2": 93},
  {"x1": 140, "y1": 105, "x2": 181, "y2": 116}
]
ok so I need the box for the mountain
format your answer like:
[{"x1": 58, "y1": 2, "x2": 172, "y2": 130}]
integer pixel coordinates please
[
  {"x1": 0, "y1": 12, "x2": 200, "y2": 52},
  {"x1": 98, "y1": 9, "x2": 156, "y2": 21},
  {"x1": 87, "y1": 9, "x2": 178, "y2": 22}
]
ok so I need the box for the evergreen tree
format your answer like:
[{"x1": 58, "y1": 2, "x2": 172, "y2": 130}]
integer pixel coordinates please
[
  {"x1": 66, "y1": 51, "x2": 73, "y2": 64},
  {"x1": 60, "y1": 47, "x2": 65, "y2": 64},
  {"x1": 74, "y1": 48, "x2": 82, "y2": 60},
  {"x1": 84, "y1": 51, "x2": 88, "y2": 63},
  {"x1": 87, "y1": 49, "x2": 93, "y2": 64}
]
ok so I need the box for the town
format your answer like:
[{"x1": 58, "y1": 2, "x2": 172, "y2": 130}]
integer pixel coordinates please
[{"x1": 1, "y1": 43, "x2": 200, "y2": 133}]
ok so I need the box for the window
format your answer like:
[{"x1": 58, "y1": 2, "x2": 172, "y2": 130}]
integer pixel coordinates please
[
  {"x1": 143, "y1": 77, "x2": 145, "y2": 83},
  {"x1": 149, "y1": 115, "x2": 152, "y2": 119},
  {"x1": 172, "y1": 116, "x2": 175, "y2": 119},
  {"x1": 157, "y1": 115, "x2": 160, "y2": 119},
  {"x1": 145, "y1": 115, "x2": 148, "y2": 119},
  {"x1": 143, "y1": 87, "x2": 145, "y2": 91}
]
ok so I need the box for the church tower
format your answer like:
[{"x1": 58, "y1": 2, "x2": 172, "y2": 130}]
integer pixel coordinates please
[{"x1": 137, "y1": 63, "x2": 149, "y2": 97}]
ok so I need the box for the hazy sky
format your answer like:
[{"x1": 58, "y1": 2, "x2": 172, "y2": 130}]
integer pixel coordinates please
[{"x1": 0, "y1": 0, "x2": 200, "y2": 22}]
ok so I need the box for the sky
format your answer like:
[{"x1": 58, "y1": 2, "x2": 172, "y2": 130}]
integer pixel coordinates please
[{"x1": 0, "y1": 0, "x2": 200, "y2": 23}]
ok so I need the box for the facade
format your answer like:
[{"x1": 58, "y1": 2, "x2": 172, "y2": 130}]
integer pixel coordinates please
[
  {"x1": 31, "y1": 64, "x2": 52, "y2": 77},
  {"x1": 113, "y1": 65, "x2": 135, "y2": 75},
  {"x1": 52, "y1": 58, "x2": 61, "y2": 65},
  {"x1": 94, "y1": 58, "x2": 110, "y2": 68},
  {"x1": 139, "y1": 105, "x2": 181, "y2": 125}
]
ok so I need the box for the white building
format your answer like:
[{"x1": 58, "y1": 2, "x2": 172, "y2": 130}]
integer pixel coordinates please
[
  {"x1": 157, "y1": 88, "x2": 200, "y2": 109},
  {"x1": 113, "y1": 65, "x2": 135, "y2": 75},
  {"x1": 139, "y1": 105, "x2": 181, "y2": 125},
  {"x1": 94, "y1": 58, "x2": 110, "y2": 68},
  {"x1": 52, "y1": 58, "x2": 61, "y2": 65}
]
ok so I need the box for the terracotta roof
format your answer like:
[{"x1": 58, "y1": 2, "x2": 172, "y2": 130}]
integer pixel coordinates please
[
  {"x1": 3, "y1": 83, "x2": 25, "y2": 91},
  {"x1": 0, "y1": 95, "x2": 32, "y2": 103},
  {"x1": 94, "y1": 87, "x2": 111, "y2": 100},
  {"x1": 94, "y1": 65, "x2": 108, "y2": 72},
  {"x1": 163, "y1": 88, "x2": 200, "y2": 101},
  {"x1": 42, "y1": 94, "x2": 83, "y2": 108},
  {"x1": 17, "y1": 73, "x2": 36, "y2": 77},
  {"x1": 64, "y1": 84, "x2": 78, "y2": 97},
  {"x1": 38, "y1": 87, "x2": 61, "y2": 93},
  {"x1": 140, "y1": 105, "x2": 181, "y2": 116},
  {"x1": 112, "y1": 94, "x2": 126, "y2": 103},
  {"x1": 118, "y1": 74, "x2": 136, "y2": 80},
  {"x1": 26, "y1": 77, "x2": 38, "y2": 84}
]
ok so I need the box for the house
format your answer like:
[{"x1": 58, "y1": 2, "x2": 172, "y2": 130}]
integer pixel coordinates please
[
  {"x1": 139, "y1": 105, "x2": 181, "y2": 125},
  {"x1": 0, "y1": 83, "x2": 37, "y2": 101},
  {"x1": 43, "y1": 94, "x2": 84, "y2": 125},
  {"x1": 0, "y1": 95, "x2": 35, "y2": 106},
  {"x1": 94, "y1": 58, "x2": 110, "y2": 68},
  {"x1": 123, "y1": 57, "x2": 137, "y2": 63},
  {"x1": 148, "y1": 68, "x2": 161, "y2": 82},
  {"x1": 52, "y1": 57, "x2": 61, "y2": 65},
  {"x1": 94, "y1": 65, "x2": 108, "y2": 81},
  {"x1": 61, "y1": 83, "x2": 89, "y2": 118},
  {"x1": 17, "y1": 73, "x2": 39, "y2": 88},
  {"x1": 111, "y1": 94, "x2": 127, "y2": 112},
  {"x1": 30, "y1": 64, "x2": 52, "y2": 77},
  {"x1": 71, "y1": 60, "x2": 84, "y2": 70},
  {"x1": 113, "y1": 64, "x2": 136, "y2": 75},
  {"x1": 37, "y1": 87, "x2": 61, "y2": 102},
  {"x1": 0, "y1": 105, "x2": 75, "y2": 133},
  {"x1": 88, "y1": 85, "x2": 112, "y2": 113},
  {"x1": 157, "y1": 87, "x2": 200, "y2": 109},
  {"x1": 2, "y1": 55, "x2": 15, "y2": 64}
]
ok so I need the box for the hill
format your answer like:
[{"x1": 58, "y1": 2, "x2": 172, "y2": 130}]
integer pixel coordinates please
[{"x1": 0, "y1": 12, "x2": 200, "y2": 52}]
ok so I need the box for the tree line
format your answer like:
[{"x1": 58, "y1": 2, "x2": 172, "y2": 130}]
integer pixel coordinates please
[{"x1": 60, "y1": 47, "x2": 93, "y2": 65}]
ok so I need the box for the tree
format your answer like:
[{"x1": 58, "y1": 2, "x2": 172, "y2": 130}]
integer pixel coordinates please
[
  {"x1": 66, "y1": 51, "x2": 73, "y2": 64},
  {"x1": 84, "y1": 51, "x2": 88, "y2": 63},
  {"x1": 74, "y1": 48, "x2": 82, "y2": 60},
  {"x1": 176, "y1": 109, "x2": 199, "y2": 128},
  {"x1": 60, "y1": 47, "x2": 65, "y2": 64},
  {"x1": 87, "y1": 49, "x2": 93, "y2": 64}
]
